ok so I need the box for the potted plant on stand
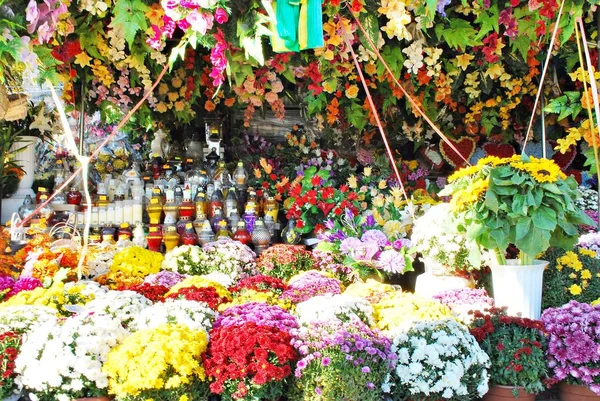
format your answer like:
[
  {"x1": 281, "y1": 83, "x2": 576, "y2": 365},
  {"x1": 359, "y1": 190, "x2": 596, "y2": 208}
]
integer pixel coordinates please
[
  {"x1": 470, "y1": 307, "x2": 548, "y2": 400},
  {"x1": 440, "y1": 155, "x2": 592, "y2": 318}
]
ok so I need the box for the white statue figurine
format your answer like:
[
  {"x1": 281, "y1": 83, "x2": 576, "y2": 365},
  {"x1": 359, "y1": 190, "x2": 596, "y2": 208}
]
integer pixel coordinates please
[{"x1": 150, "y1": 129, "x2": 167, "y2": 159}]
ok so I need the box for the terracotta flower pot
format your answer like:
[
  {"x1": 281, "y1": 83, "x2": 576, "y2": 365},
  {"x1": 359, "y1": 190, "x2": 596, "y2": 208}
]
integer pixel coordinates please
[
  {"x1": 73, "y1": 397, "x2": 111, "y2": 401},
  {"x1": 483, "y1": 385, "x2": 536, "y2": 401},
  {"x1": 559, "y1": 382, "x2": 600, "y2": 401}
]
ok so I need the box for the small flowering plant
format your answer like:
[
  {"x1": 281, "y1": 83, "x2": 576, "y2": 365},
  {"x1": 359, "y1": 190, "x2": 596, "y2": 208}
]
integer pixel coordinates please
[
  {"x1": 98, "y1": 246, "x2": 163, "y2": 288},
  {"x1": 214, "y1": 302, "x2": 298, "y2": 333},
  {"x1": 130, "y1": 299, "x2": 217, "y2": 333},
  {"x1": 255, "y1": 245, "x2": 315, "y2": 281},
  {"x1": 0, "y1": 331, "x2": 22, "y2": 399},
  {"x1": 84, "y1": 289, "x2": 152, "y2": 328},
  {"x1": 432, "y1": 288, "x2": 495, "y2": 324},
  {"x1": 203, "y1": 322, "x2": 298, "y2": 401},
  {"x1": 578, "y1": 231, "x2": 600, "y2": 256},
  {"x1": 373, "y1": 292, "x2": 454, "y2": 333},
  {"x1": 16, "y1": 313, "x2": 130, "y2": 401},
  {"x1": 441, "y1": 155, "x2": 592, "y2": 266},
  {"x1": 229, "y1": 275, "x2": 288, "y2": 295},
  {"x1": 385, "y1": 319, "x2": 490, "y2": 401},
  {"x1": 541, "y1": 301, "x2": 600, "y2": 394},
  {"x1": 470, "y1": 307, "x2": 548, "y2": 395},
  {"x1": 202, "y1": 239, "x2": 257, "y2": 280},
  {"x1": 103, "y1": 323, "x2": 210, "y2": 401},
  {"x1": 289, "y1": 318, "x2": 396, "y2": 401},
  {"x1": 542, "y1": 247, "x2": 600, "y2": 308},
  {"x1": 143, "y1": 270, "x2": 188, "y2": 288},
  {"x1": 294, "y1": 294, "x2": 375, "y2": 327},
  {"x1": 343, "y1": 279, "x2": 398, "y2": 304},
  {"x1": 117, "y1": 282, "x2": 169, "y2": 303},
  {"x1": 162, "y1": 245, "x2": 207, "y2": 275},
  {"x1": 412, "y1": 203, "x2": 482, "y2": 275},
  {"x1": 318, "y1": 210, "x2": 414, "y2": 279},
  {"x1": 166, "y1": 285, "x2": 230, "y2": 309},
  {"x1": 280, "y1": 270, "x2": 343, "y2": 304}
]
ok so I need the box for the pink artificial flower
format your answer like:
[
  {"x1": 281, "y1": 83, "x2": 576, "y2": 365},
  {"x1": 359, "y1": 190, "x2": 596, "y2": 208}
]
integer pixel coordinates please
[
  {"x1": 186, "y1": 10, "x2": 214, "y2": 35},
  {"x1": 162, "y1": 0, "x2": 183, "y2": 20},
  {"x1": 215, "y1": 8, "x2": 228, "y2": 24},
  {"x1": 37, "y1": 21, "x2": 52, "y2": 43},
  {"x1": 25, "y1": 0, "x2": 40, "y2": 33}
]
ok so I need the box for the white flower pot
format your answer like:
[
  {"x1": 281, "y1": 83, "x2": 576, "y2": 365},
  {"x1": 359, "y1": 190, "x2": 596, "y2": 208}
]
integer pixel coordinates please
[
  {"x1": 489, "y1": 259, "x2": 548, "y2": 319},
  {"x1": 2, "y1": 391, "x2": 21, "y2": 401},
  {"x1": 10, "y1": 135, "x2": 39, "y2": 197}
]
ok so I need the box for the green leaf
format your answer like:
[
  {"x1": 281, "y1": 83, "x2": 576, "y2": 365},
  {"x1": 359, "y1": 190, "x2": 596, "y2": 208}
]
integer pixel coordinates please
[
  {"x1": 531, "y1": 206, "x2": 557, "y2": 230},
  {"x1": 110, "y1": 0, "x2": 149, "y2": 49},
  {"x1": 485, "y1": 190, "x2": 499, "y2": 214},
  {"x1": 515, "y1": 218, "x2": 531, "y2": 241},
  {"x1": 518, "y1": 226, "x2": 551, "y2": 260},
  {"x1": 357, "y1": 13, "x2": 379, "y2": 53},
  {"x1": 435, "y1": 19, "x2": 479, "y2": 49}
]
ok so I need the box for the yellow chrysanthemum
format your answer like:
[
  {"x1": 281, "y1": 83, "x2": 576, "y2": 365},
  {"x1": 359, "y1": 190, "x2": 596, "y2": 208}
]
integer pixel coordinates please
[
  {"x1": 168, "y1": 277, "x2": 231, "y2": 299},
  {"x1": 581, "y1": 269, "x2": 592, "y2": 280},
  {"x1": 569, "y1": 284, "x2": 582, "y2": 296},
  {"x1": 579, "y1": 248, "x2": 597, "y2": 258},
  {"x1": 557, "y1": 251, "x2": 583, "y2": 272}
]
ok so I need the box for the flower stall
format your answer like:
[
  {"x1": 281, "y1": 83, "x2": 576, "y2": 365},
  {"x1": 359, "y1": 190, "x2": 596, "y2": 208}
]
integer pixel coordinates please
[{"x1": 2, "y1": 0, "x2": 600, "y2": 400}]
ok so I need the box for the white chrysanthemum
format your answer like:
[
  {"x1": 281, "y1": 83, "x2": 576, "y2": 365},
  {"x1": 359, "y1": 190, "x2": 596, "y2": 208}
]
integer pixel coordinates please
[
  {"x1": 16, "y1": 313, "x2": 129, "y2": 398},
  {"x1": 130, "y1": 298, "x2": 217, "y2": 334},
  {"x1": 295, "y1": 294, "x2": 374, "y2": 326},
  {"x1": 84, "y1": 290, "x2": 151, "y2": 327}
]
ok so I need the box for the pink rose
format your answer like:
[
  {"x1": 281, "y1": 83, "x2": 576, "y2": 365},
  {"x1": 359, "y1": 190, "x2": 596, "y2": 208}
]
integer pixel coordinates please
[{"x1": 215, "y1": 8, "x2": 228, "y2": 24}]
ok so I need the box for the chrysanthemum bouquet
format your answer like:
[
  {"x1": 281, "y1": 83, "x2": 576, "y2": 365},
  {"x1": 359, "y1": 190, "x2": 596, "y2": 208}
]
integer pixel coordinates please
[
  {"x1": 280, "y1": 271, "x2": 343, "y2": 303},
  {"x1": 412, "y1": 203, "x2": 482, "y2": 275},
  {"x1": 373, "y1": 292, "x2": 454, "y2": 333},
  {"x1": 385, "y1": 319, "x2": 490, "y2": 401},
  {"x1": 318, "y1": 210, "x2": 413, "y2": 279},
  {"x1": 204, "y1": 322, "x2": 298, "y2": 401},
  {"x1": 16, "y1": 313, "x2": 130, "y2": 401},
  {"x1": 255, "y1": 244, "x2": 314, "y2": 280},
  {"x1": 440, "y1": 155, "x2": 591, "y2": 265},
  {"x1": 470, "y1": 307, "x2": 547, "y2": 396},
  {"x1": 214, "y1": 302, "x2": 298, "y2": 332},
  {"x1": 97, "y1": 246, "x2": 163, "y2": 288},
  {"x1": 230, "y1": 274, "x2": 288, "y2": 294},
  {"x1": 295, "y1": 294, "x2": 374, "y2": 326},
  {"x1": 103, "y1": 323, "x2": 210, "y2": 401},
  {"x1": 0, "y1": 330, "x2": 22, "y2": 399},
  {"x1": 130, "y1": 298, "x2": 217, "y2": 333},
  {"x1": 84, "y1": 289, "x2": 152, "y2": 328},
  {"x1": 202, "y1": 239, "x2": 257, "y2": 280},
  {"x1": 343, "y1": 279, "x2": 398, "y2": 304},
  {"x1": 143, "y1": 270, "x2": 188, "y2": 288},
  {"x1": 290, "y1": 317, "x2": 395, "y2": 401},
  {"x1": 118, "y1": 282, "x2": 169, "y2": 303},
  {"x1": 162, "y1": 245, "x2": 207, "y2": 275},
  {"x1": 432, "y1": 288, "x2": 495, "y2": 323},
  {"x1": 541, "y1": 301, "x2": 600, "y2": 394}
]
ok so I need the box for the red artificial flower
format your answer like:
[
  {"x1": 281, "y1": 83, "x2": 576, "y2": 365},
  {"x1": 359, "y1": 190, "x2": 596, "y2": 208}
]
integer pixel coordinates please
[{"x1": 311, "y1": 175, "x2": 322, "y2": 186}]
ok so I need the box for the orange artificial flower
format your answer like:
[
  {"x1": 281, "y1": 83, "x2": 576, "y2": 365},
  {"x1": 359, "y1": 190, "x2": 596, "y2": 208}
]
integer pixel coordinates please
[{"x1": 205, "y1": 100, "x2": 216, "y2": 112}]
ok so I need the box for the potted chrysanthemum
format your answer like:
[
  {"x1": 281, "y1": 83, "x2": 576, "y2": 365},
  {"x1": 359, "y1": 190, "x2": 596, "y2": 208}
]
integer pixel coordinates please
[{"x1": 440, "y1": 155, "x2": 591, "y2": 318}]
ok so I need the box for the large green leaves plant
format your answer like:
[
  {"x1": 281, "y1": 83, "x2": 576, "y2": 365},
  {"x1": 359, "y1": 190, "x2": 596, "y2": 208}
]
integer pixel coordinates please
[{"x1": 441, "y1": 155, "x2": 593, "y2": 266}]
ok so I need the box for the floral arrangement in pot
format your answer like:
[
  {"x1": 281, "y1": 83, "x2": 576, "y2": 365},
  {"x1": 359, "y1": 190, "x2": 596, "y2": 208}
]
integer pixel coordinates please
[
  {"x1": 130, "y1": 298, "x2": 217, "y2": 333},
  {"x1": 280, "y1": 270, "x2": 343, "y2": 304},
  {"x1": 317, "y1": 209, "x2": 414, "y2": 280},
  {"x1": 541, "y1": 301, "x2": 600, "y2": 396},
  {"x1": 15, "y1": 313, "x2": 130, "y2": 401},
  {"x1": 432, "y1": 288, "x2": 495, "y2": 324},
  {"x1": 289, "y1": 317, "x2": 396, "y2": 401},
  {"x1": 83, "y1": 289, "x2": 152, "y2": 328},
  {"x1": 412, "y1": 202, "x2": 482, "y2": 276},
  {"x1": 469, "y1": 307, "x2": 548, "y2": 398},
  {"x1": 294, "y1": 293, "x2": 375, "y2": 327},
  {"x1": 384, "y1": 319, "x2": 490, "y2": 401},
  {"x1": 203, "y1": 322, "x2": 298, "y2": 401},
  {"x1": 0, "y1": 330, "x2": 23, "y2": 400},
  {"x1": 440, "y1": 155, "x2": 592, "y2": 318},
  {"x1": 103, "y1": 323, "x2": 210, "y2": 401}
]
